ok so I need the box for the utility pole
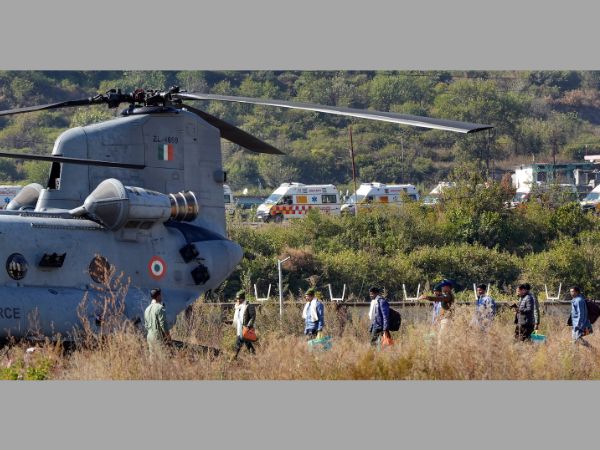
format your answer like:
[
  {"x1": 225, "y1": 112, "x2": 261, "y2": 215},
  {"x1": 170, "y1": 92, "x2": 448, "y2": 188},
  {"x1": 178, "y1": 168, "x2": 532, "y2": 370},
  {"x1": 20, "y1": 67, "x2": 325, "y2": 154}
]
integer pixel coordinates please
[
  {"x1": 400, "y1": 136, "x2": 405, "y2": 183},
  {"x1": 277, "y1": 256, "x2": 291, "y2": 318},
  {"x1": 486, "y1": 129, "x2": 492, "y2": 178},
  {"x1": 349, "y1": 125, "x2": 358, "y2": 216},
  {"x1": 552, "y1": 133, "x2": 558, "y2": 182}
]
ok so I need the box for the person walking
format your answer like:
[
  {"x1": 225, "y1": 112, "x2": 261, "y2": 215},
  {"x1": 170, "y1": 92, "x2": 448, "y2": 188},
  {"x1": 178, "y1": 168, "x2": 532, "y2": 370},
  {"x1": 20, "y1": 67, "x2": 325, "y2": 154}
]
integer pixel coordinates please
[
  {"x1": 523, "y1": 283, "x2": 541, "y2": 332},
  {"x1": 232, "y1": 290, "x2": 256, "y2": 359},
  {"x1": 420, "y1": 279, "x2": 455, "y2": 342},
  {"x1": 302, "y1": 288, "x2": 325, "y2": 339},
  {"x1": 368, "y1": 286, "x2": 390, "y2": 346},
  {"x1": 569, "y1": 286, "x2": 592, "y2": 345},
  {"x1": 473, "y1": 284, "x2": 496, "y2": 330},
  {"x1": 430, "y1": 283, "x2": 443, "y2": 326},
  {"x1": 144, "y1": 288, "x2": 171, "y2": 354},
  {"x1": 510, "y1": 284, "x2": 535, "y2": 341}
]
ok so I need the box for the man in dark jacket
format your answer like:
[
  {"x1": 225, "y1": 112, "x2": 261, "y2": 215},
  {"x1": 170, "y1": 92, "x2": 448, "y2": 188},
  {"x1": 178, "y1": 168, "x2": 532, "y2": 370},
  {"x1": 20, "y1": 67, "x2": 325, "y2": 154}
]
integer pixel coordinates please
[
  {"x1": 368, "y1": 286, "x2": 390, "y2": 346},
  {"x1": 511, "y1": 284, "x2": 535, "y2": 341},
  {"x1": 523, "y1": 283, "x2": 540, "y2": 332},
  {"x1": 232, "y1": 290, "x2": 256, "y2": 358}
]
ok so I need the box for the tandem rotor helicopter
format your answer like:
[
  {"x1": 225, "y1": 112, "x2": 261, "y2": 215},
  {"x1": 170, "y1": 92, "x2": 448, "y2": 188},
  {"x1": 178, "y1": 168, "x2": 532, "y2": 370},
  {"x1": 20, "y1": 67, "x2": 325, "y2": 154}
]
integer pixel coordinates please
[{"x1": 0, "y1": 85, "x2": 492, "y2": 340}]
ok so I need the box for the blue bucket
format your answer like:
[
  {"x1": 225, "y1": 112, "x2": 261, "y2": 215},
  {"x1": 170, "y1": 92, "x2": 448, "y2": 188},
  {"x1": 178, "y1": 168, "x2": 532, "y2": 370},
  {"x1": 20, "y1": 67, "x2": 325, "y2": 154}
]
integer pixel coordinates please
[
  {"x1": 308, "y1": 336, "x2": 332, "y2": 351},
  {"x1": 531, "y1": 332, "x2": 546, "y2": 343}
]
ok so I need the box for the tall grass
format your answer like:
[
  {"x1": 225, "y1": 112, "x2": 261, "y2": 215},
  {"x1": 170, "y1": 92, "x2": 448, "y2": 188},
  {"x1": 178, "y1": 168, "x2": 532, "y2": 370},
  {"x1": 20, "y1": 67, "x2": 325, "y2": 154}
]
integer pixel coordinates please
[{"x1": 3, "y1": 302, "x2": 600, "y2": 380}]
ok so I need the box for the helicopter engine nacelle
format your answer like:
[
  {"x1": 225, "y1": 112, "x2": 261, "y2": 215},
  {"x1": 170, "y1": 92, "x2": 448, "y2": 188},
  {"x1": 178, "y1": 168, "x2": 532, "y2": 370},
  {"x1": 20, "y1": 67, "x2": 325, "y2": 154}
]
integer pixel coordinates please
[
  {"x1": 6, "y1": 183, "x2": 44, "y2": 211},
  {"x1": 70, "y1": 178, "x2": 198, "y2": 230}
]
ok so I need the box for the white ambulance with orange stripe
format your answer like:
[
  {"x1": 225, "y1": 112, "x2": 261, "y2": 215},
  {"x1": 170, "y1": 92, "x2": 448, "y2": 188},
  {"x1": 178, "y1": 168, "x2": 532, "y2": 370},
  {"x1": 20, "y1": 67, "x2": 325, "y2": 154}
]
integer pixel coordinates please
[
  {"x1": 256, "y1": 183, "x2": 340, "y2": 222},
  {"x1": 340, "y1": 182, "x2": 419, "y2": 214}
]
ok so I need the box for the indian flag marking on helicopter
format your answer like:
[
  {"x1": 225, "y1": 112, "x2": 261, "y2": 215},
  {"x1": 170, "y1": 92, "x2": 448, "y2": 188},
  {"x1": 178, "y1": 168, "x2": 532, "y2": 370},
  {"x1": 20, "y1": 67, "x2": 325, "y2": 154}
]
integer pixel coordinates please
[
  {"x1": 148, "y1": 256, "x2": 167, "y2": 280},
  {"x1": 158, "y1": 144, "x2": 175, "y2": 161}
]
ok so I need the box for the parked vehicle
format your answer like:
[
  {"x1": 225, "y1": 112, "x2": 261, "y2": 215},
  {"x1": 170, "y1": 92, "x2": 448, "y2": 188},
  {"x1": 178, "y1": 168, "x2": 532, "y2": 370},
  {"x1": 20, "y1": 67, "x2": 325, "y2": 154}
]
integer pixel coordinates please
[
  {"x1": 422, "y1": 182, "x2": 456, "y2": 206},
  {"x1": 234, "y1": 195, "x2": 266, "y2": 220},
  {"x1": 224, "y1": 184, "x2": 235, "y2": 215},
  {"x1": 341, "y1": 182, "x2": 419, "y2": 214},
  {"x1": 581, "y1": 184, "x2": 600, "y2": 212},
  {"x1": 256, "y1": 183, "x2": 340, "y2": 222}
]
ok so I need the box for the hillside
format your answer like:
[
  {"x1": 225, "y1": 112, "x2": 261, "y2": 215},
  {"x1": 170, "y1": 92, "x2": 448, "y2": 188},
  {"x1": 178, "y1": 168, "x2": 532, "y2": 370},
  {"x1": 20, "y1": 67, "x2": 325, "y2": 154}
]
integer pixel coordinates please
[{"x1": 1, "y1": 70, "x2": 600, "y2": 191}]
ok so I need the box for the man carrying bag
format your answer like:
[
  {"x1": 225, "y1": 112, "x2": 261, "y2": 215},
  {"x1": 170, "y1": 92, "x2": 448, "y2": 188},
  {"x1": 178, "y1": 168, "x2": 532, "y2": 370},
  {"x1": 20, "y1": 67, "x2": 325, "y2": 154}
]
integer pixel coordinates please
[{"x1": 232, "y1": 290, "x2": 257, "y2": 359}]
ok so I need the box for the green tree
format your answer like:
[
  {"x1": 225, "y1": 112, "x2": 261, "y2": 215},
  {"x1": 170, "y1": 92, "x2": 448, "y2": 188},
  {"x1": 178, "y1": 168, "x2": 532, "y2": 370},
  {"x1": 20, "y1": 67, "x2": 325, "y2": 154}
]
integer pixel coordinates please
[
  {"x1": 70, "y1": 106, "x2": 116, "y2": 127},
  {"x1": 433, "y1": 79, "x2": 528, "y2": 164},
  {"x1": 256, "y1": 155, "x2": 300, "y2": 187},
  {"x1": 22, "y1": 160, "x2": 50, "y2": 185}
]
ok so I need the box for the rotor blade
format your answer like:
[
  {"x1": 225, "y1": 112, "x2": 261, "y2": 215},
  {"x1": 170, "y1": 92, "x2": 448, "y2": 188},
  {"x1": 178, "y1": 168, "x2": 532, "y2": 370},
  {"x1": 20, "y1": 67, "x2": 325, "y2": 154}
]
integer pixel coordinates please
[
  {"x1": 0, "y1": 99, "x2": 98, "y2": 117},
  {"x1": 174, "y1": 93, "x2": 494, "y2": 134},
  {"x1": 0, "y1": 152, "x2": 145, "y2": 169},
  {"x1": 182, "y1": 104, "x2": 284, "y2": 154}
]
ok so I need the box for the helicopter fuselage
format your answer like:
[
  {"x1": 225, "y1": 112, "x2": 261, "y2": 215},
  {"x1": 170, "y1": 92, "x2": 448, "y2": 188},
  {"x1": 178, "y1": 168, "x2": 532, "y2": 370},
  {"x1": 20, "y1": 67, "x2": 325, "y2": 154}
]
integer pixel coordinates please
[
  {"x1": 0, "y1": 210, "x2": 242, "y2": 338},
  {"x1": 0, "y1": 108, "x2": 243, "y2": 340}
]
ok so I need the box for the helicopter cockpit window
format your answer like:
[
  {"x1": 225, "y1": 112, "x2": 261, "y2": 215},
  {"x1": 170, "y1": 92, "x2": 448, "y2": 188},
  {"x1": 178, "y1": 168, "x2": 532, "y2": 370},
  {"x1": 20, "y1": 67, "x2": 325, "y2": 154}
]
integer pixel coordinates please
[
  {"x1": 6, "y1": 253, "x2": 28, "y2": 280},
  {"x1": 89, "y1": 255, "x2": 112, "y2": 284}
]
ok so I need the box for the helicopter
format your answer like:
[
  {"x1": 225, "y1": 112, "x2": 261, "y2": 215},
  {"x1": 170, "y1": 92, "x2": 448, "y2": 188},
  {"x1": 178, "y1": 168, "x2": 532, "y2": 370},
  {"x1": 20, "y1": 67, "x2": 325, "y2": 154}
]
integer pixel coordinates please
[{"x1": 0, "y1": 85, "x2": 492, "y2": 341}]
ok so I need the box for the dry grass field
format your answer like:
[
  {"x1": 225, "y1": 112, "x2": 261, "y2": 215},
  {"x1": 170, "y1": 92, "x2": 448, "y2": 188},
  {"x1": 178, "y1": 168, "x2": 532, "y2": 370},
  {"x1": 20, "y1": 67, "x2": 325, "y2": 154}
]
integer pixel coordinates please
[{"x1": 1, "y1": 301, "x2": 599, "y2": 380}]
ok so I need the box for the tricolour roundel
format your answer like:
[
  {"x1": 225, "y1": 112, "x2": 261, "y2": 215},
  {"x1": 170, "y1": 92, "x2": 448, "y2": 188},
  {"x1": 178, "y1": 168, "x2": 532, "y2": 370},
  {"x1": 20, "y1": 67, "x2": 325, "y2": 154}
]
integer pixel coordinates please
[{"x1": 148, "y1": 256, "x2": 167, "y2": 280}]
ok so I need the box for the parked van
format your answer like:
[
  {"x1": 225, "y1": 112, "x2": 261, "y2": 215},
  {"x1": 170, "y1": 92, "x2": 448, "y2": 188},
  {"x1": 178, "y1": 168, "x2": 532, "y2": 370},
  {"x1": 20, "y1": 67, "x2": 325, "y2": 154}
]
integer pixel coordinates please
[
  {"x1": 341, "y1": 182, "x2": 419, "y2": 214},
  {"x1": 422, "y1": 182, "x2": 456, "y2": 206},
  {"x1": 581, "y1": 184, "x2": 600, "y2": 212},
  {"x1": 224, "y1": 184, "x2": 235, "y2": 215},
  {"x1": 256, "y1": 183, "x2": 340, "y2": 222},
  {"x1": 0, "y1": 185, "x2": 22, "y2": 209}
]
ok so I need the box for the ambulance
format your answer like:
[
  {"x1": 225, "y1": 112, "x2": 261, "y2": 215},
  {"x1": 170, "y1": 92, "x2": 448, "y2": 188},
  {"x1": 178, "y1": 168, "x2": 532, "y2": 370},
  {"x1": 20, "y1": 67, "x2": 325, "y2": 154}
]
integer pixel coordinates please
[
  {"x1": 340, "y1": 182, "x2": 419, "y2": 214},
  {"x1": 256, "y1": 183, "x2": 340, "y2": 222},
  {"x1": 0, "y1": 185, "x2": 22, "y2": 209},
  {"x1": 223, "y1": 184, "x2": 235, "y2": 215}
]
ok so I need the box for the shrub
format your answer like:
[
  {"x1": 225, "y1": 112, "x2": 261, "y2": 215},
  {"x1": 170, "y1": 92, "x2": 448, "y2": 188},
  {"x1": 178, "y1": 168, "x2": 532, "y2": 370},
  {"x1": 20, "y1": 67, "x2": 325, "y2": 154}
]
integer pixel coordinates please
[
  {"x1": 523, "y1": 232, "x2": 600, "y2": 294},
  {"x1": 406, "y1": 244, "x2": 521, "y2": 290}
]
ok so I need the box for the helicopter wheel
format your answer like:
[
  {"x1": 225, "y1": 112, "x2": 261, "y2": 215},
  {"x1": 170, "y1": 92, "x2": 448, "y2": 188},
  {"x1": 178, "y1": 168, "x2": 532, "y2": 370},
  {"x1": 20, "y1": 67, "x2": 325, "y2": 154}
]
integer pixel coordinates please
[{"x1": 274, "y1": 213, "x2": 284, "y2": 223}]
